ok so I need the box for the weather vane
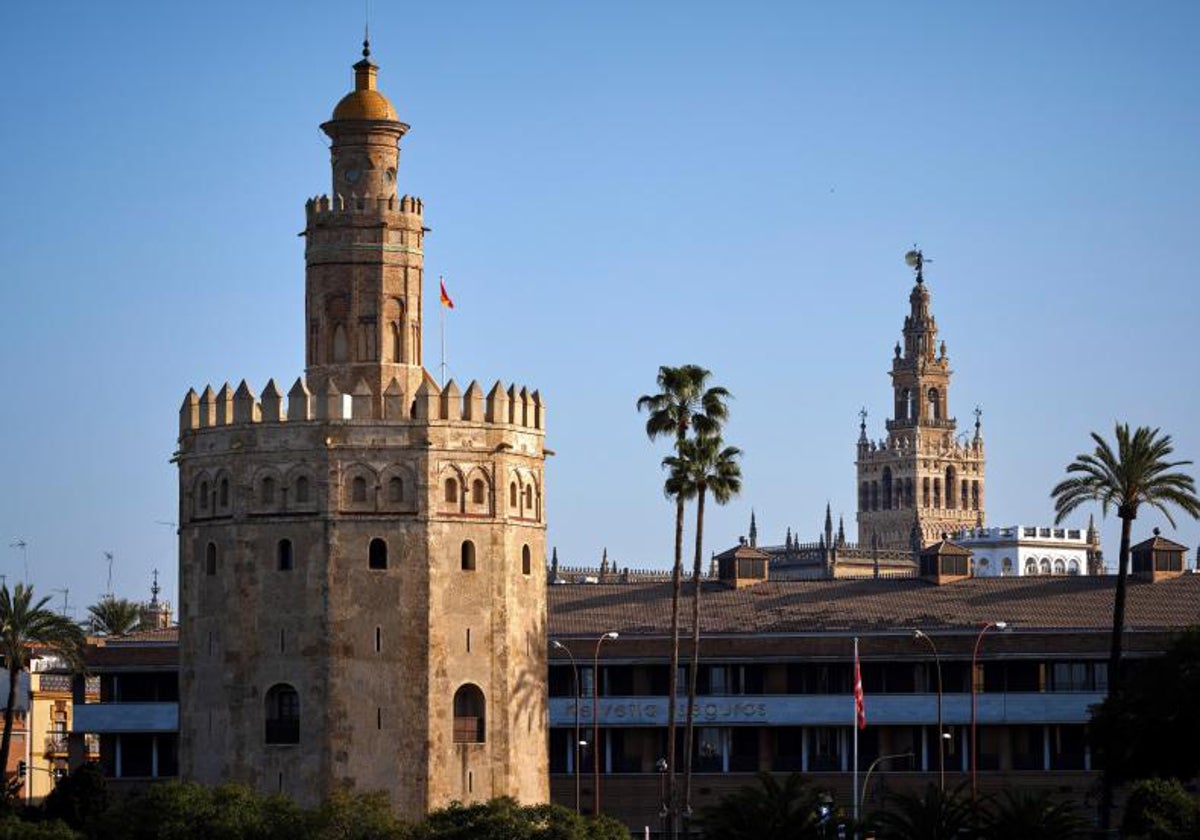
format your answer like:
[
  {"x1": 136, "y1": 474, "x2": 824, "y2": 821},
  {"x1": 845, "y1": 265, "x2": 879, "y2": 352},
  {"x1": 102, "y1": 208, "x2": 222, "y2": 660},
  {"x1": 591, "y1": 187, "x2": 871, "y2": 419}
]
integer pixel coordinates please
[
  {"x1": 859, "y1": 407, "x2": 868, "y2": 430},
  {"x1": 904, "y1": 246, "x2": 931, "y2": 283}
]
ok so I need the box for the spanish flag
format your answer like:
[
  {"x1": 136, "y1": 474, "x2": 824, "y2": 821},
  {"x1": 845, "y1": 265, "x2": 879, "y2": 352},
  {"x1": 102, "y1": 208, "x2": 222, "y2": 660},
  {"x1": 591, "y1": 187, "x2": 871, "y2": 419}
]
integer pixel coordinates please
[{"x1": 439, "y1": 277, "x2": 455, "y2": 309}]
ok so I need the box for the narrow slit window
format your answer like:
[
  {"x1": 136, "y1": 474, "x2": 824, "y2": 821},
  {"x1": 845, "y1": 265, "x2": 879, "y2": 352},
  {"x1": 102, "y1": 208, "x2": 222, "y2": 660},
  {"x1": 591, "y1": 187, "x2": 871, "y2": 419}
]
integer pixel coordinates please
[
  {"x1": 461, "y1": 540, "x2": 476, "y2": 571},
  {"x1": 369, "y1": 538, "x2": 388, "y2": 570}
]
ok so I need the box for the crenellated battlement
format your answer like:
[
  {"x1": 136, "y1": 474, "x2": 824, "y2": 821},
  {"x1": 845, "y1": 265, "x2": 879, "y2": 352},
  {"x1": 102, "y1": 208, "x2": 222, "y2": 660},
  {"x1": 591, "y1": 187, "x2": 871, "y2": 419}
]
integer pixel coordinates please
[
  {"x1": 180, "y1": 375, "x2": 544, "y2": 434},
  {"x1": 304, "y1": 193, "x2": 424, "y2": 224}
]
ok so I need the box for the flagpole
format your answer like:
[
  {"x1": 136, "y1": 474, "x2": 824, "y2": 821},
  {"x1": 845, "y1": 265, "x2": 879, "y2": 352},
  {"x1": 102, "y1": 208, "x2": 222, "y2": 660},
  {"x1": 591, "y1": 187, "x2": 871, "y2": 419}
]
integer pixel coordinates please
[
  {"x1": 439, "y1": 274, "x2": 446, "y2": 388},
  {"x1": 853, "y1": 636, "x2": 860, "y2": 828}
]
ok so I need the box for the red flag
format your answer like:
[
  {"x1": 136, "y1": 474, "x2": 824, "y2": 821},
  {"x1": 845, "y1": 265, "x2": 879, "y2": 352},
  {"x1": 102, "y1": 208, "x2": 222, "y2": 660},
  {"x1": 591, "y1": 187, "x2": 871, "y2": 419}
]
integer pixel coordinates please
[
  {"x1": 854, "y1": 647, "x2": 867, "y2": 730},
  {"x1": 439, "y1": 278, "x2": 454, "y2": 309}
]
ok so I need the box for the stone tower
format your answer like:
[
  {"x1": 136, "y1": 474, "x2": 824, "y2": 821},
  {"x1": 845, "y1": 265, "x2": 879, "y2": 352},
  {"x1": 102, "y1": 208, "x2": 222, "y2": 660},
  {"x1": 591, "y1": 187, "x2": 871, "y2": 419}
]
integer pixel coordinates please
[
  {"x1": 175, "y1": 44, "x2": 549, "y2": 817},
  {"x1": 856, "y1": 253, "x2": 985, "y2": 548}
]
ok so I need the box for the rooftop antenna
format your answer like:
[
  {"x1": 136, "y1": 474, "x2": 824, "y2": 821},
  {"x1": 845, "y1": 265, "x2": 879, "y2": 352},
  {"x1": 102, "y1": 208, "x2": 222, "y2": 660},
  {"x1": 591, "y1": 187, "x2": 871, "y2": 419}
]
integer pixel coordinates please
[
  {"x1": 103, "y1": 551, "x2": 114, "y2": 596},
  {"x1": 51, "y1": 587, "x2": 71, "y2": 618},
  {"x1": 8, "y1": 539, "x2": 28, "y2": 586}
]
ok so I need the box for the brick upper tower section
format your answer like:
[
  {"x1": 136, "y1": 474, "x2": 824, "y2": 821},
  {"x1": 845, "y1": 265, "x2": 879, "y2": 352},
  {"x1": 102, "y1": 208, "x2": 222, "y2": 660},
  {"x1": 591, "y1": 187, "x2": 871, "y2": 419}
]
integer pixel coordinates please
[
  {"x1": 856, "y1": 255, "x2": 985, "y2": 549},
  {"x1": 305, "y1": 51, "x2": 425, "y2": 412}
]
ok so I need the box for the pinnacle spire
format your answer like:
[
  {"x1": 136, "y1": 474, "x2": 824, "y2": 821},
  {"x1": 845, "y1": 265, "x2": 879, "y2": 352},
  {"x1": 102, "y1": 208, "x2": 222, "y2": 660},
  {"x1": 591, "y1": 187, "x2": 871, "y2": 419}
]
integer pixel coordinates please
[{"x1": 749, "y1": 509, "x2": 758, "y2": 548}]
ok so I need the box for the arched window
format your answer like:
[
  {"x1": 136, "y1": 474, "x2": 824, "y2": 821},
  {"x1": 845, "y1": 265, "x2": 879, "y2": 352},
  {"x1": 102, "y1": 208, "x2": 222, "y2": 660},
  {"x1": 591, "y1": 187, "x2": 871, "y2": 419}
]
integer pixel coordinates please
[
  {"x1": 453, "y1": 684, "x2": 486, "y2": 743},
  {"x1": 445, "y1": 478, "x2": 459, "y2": 504},
  {"x1": 1025, "y1": 558, "x2": 1038, "y2": 575},
  {"x1": 1068, "y1": 559, "x2": 1080, "y2": 575},
  {"x1": 219, "y1": 478, "x2": 230, "y2": 508},
  {"x1": 1040, "y1": 558, "x2": 1051, "y2": 574},
  {"x1": 1002, "y1": 557, "x2": 1013, "y2": 575},
  {"x1": 261, "y1": 477, "x2": 276, "y2": 506},
  {"x1": 971, "y1": 481, "x2": 980, "y2": 511},
  {"x1": 922, "y1": 478, "x2": 930, "y2": 508},
  {"x1": 933, "y1": 478, "x2": 942, "y2": 509},
  {"x1": 277, "y1": 539, "x2": 293, "y2": 572},
  {"x1": 388, "y1": 476, "x2": 404, "y2": 503},
  {"x1": 472, "y1": 479, "x2": 485, "y2": 505},
  {"x1": 205, "y1": 542, "x2": 218, "y2": 576},
  {"x1": 1054, "y1": 559, "x2": 1066, "y2": 575},
  {"x1": 522, "y1": 545, "x2": 532, "y2": 576},
  {"x1": 859, "y1": 482, "x2": 868, "y2": 511},
  {"x1": 882, "y1": 468, "x2": 893, "y2": 510},
  {"x1": 199, "y1": 481, "x2": 210, "y2": 511},
  {"x1": 332, "y1": 323, "x2": 348, "y2": 363},
  {"x1": 295, "y1": 476, "x2": 310, "y2": 504},
  {"x1": 265, "y1": 684, "x2": 300, "y2": 744},
  {"x1": 352, "y1": 476, "x2": 368, "y2": 503},
  {"x1": 961, "y1": 480, "x2": 969, "y2": 511},
  {"x1": 523, "y1": 486, "x2": 533, "y2": 509},
  {"x1": 903, "y1": 388, "x2": 913, "y2": 420},
  {"x1": 461, "y1": 540, "x2": 476, "y2": 571},
  {"x1": 389, "y1": 322, "x2": 401, "y2": 363},
  {"x1": 510, "y1": 482, "x2": 518, "y2": 508},
  {"x1": 928, "y1": 388, "x2": 941, "y2": 420},
  {"x1": 369, "y1": 538, "x2": 388, "y2": 570},
  {"x1": 945, "y1": 467, "x2": 956, "y2": 509}
]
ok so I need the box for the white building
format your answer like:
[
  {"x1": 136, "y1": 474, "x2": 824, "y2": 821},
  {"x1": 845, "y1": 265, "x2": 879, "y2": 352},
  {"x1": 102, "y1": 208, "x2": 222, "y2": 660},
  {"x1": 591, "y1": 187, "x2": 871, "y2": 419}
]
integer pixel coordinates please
[{"x1": 954, "y1": 523, "x2": 1102, "y2": 577}]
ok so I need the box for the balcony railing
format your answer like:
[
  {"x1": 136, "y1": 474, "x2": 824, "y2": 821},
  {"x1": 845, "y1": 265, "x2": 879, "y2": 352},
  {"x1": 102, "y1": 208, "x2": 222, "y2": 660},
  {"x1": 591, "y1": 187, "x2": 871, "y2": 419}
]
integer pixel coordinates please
[{"x1": 453, "y1": 716, "x2": 484, "y2": 744}]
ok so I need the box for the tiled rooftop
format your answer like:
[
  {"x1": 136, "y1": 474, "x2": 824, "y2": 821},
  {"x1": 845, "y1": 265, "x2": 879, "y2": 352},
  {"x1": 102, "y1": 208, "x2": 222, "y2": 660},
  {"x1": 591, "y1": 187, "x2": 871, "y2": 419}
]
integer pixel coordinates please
[{"x1": 548, "y1": 574, "x2": 1200, "y2": 636}]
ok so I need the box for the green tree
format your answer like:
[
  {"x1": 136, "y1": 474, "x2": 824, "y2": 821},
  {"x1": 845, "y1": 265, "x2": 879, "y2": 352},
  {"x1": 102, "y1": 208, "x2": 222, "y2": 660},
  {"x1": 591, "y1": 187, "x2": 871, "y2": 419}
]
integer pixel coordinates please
[
  {"x1": 41, "y1": 763, "x2": 109, "y2": 837},
  {"x1": 0, "y1": 817, "x2": 80, "y2": 840},
  {"x1": 697, "y1": 772, "x2": 824, "y2": 840},
  {"x1": 85, "y1": 596, "x2": 143, "y2": 637},
  {"x1": 636, "y1": 364, "x2": 730, "y2": 832},
  {"x1": 1089, "y1": 628, "x2": 1200, "y2": 783},
  {"x1": 1121, "y1": 778, "x2": 1200, "y2": 840},
  {"x1": 869, "y1": 783, "x2": 974, "y2": 840},
  {"x1": 1051, "y1": 423, "x2": 1200, "y2": 828},
  {"x1": 981, "y1": 788, "x2": 1086, "y2": 840},
  {"x1": 0, "y1": 584, "x2": 85, "y2": 792},
  {"x1": 99, "y1": 781, "x2": 306, "y2": 840},
  {"x1": 414, "y1": 798, "x2": 625, "y2": 840},
  {"x1": 664, "y1": 433, "x2": 742, "y2": 829}
]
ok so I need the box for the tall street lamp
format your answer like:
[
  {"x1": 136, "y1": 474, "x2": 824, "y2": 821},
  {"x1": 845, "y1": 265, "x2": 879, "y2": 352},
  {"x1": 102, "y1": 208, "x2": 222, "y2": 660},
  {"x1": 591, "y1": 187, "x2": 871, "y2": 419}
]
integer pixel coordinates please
[
  {"x1": 551, "y1": 640, "x2": 581, "y2": 814},
  {"x1": 593, "y1": 631, "x2": 619, "y2": 817},
  {"x1": 912, "y1": 629, "x2": 945, "y2": 791},
  {"x1": 860, "y1": 751, "x2": 915, "y2": 818},
  {"x1": 971, "y1": 621, "x2": 1007, "y2": 799}
]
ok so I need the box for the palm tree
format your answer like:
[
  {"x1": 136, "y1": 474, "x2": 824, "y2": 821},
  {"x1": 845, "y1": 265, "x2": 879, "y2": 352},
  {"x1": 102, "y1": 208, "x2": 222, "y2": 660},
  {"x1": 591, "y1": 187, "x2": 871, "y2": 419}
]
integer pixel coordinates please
[
  {"x1": 637, "y1": 364, "x2": 730, "y2": 836},
  {"x1": 0, "y1": 583, "x2": 86, "y2": 786},
  {"x1": 87, "y1": 595, "x2": 144, "y2": 636},
  {"x1": 1051, "y1": 422, "x2": 1200, "y2": 830},
  {"x1": 982, "y1": 788, "x2": 1086, "y2": 840},
  {"x1": 697, "y1": 772, "x2": 824, "y2": 840},
  {"x1": 664, "y1": 434, "x2": 742, "y2": 830},
  {"x1": 870, "y1": 782, "x2": 975, "y2": 840}
]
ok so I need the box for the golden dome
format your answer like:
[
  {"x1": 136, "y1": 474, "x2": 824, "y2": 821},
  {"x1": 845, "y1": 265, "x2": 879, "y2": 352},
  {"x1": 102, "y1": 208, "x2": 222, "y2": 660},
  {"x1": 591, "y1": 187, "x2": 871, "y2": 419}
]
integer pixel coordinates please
[{"x1": 331, "y1": 57, "x2": 399, "y2": 122}]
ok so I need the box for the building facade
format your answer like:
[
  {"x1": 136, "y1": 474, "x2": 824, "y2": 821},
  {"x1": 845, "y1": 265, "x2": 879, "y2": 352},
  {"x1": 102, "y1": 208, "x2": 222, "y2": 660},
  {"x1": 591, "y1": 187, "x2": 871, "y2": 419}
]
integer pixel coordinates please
[
  {"x1": 547, "y1": 535, "x2": 1195, "y2": 832},
  {"x1": 175, "y1": 45, "x2": 548, "y2": 815},
  {"x1": 856, "y1": 252, "x2": 985, "y2": 550},
  {"x1": 954, "y1": 522, "x2": 1103, "y2": 577}
]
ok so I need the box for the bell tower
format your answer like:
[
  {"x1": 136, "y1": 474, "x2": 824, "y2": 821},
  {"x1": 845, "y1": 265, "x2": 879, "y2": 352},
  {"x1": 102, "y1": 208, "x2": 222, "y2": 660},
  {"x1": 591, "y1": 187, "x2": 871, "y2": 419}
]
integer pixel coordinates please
[
  {"x1": 856, "y1": 251, "x2": 985, "y2": 549},
  {"x1": 304, "y1": 39, "x2": 426, "y2": 413}
]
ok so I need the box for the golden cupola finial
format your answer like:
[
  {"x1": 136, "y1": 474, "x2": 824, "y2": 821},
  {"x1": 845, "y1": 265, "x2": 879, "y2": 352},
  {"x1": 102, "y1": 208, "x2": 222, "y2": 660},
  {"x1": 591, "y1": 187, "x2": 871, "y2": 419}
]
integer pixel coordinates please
[{"x1": 331, "y1": 35, "x2": 399, "y2": 122}]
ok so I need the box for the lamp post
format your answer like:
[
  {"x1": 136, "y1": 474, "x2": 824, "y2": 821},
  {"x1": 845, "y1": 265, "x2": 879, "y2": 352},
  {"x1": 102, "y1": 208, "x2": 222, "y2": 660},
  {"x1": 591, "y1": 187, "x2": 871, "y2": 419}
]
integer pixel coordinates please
[
  {"x1": 912, "y1": 629, "x2": 944, "y2": 791},
  {"x1": 551, "y1": 640, "x2": 582, "y2": 814},
  {"x1": 859, "y1": 751, "x2": 914, "y2": 820},
  {"x1": 971, "y1": 621, "x2": 1007, "y2": 799},
  {"x1": 593, "y1": 631, "x2": 619, "y2": 817}
]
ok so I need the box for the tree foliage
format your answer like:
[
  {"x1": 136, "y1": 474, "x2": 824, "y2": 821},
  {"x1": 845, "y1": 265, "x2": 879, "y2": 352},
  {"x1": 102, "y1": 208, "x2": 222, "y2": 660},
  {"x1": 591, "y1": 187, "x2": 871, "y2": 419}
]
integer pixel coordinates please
[
  {"x1": 1090, "y1": 628, "x2": 1200, "y2": 783},
  {"x1": 0, "y1": 583, "x2": 86, "y2": 790},
  {"x1": 41, "y1": 763, "x2": 109, "y2": 837},
  {"x1": 869, "y1": 782, "x2": 974, "y2": 840},
  {"x1": 980, "y1": 788, "x2": 1086, "y2": 840},
  {"x1": 698, "y1": 772, "x2": 826, "y2": 840},
  {"x1": 1121, "y1": 778, "x2": 1200, "y2": 840},
  {"x1": 86, "y1": 596, "x2": 144, "y2": 637}
]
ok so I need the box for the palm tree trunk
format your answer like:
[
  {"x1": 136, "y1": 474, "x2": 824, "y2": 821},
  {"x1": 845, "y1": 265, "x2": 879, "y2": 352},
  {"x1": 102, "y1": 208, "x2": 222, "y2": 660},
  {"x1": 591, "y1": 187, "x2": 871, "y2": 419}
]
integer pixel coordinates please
[
  {"x1": 682, "y1": 486, "x2": 707, "y2": 837},
  {"x1": 0, "y1": 663, "x2": 19, "y2": 788},
  {"x1": 665, "y1": 493, "x2": 686, "y2": 838},
  {"x1": 1099, "y1": 510, "x2": 1134, "y2": 832}
]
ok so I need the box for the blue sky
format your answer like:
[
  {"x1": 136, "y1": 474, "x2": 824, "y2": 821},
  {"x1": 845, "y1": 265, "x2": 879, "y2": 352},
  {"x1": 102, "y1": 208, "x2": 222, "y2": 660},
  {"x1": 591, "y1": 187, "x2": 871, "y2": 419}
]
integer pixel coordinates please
[{"x1": 1, "y1": 2, "x2": 1198, "y2": 613}]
